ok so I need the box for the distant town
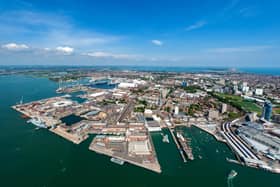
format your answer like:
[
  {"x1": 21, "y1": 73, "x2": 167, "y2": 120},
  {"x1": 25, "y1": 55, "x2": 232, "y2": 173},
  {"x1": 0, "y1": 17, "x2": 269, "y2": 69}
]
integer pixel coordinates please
[{"x1": 8, "y1": 67, "x2": 280, "y2": 174}]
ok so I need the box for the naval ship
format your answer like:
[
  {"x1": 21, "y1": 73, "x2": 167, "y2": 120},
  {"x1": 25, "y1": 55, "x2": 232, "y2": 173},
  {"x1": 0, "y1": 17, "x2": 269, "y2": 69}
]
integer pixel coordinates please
[
  {"x1": 89, "y1": 78, "x2": 109, "y2": 85},
  {"x1": 27, "y1": 118, "x2": 47, "y2": 128}
]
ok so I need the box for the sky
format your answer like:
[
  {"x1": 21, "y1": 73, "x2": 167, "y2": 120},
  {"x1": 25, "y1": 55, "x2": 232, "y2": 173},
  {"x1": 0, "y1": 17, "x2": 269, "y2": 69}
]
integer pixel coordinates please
[{"x1": 0, "y1": 0, "x2": 280, "y2": 67}]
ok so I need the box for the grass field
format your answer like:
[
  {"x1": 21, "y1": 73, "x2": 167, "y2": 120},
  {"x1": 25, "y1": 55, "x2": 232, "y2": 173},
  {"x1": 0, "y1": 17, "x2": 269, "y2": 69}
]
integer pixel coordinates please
[
  {"x1": 212, "y1": 92, "x2": 262, "y2": 114},
  {"x1": 274, "y1": 108, "x2": 280, "y2": 114}
]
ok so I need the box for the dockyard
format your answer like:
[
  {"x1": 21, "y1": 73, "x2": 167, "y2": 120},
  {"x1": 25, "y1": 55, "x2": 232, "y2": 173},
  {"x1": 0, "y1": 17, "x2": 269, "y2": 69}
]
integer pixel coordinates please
[{"x1": 11, "y1": 72, "x2": 280, "y2": 174}]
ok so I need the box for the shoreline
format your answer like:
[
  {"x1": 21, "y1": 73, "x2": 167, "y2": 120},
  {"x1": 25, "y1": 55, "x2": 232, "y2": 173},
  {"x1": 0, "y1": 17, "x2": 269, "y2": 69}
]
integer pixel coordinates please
[
  {"x1": 191, "y1": 123, "x2": 226, "y2": 143},
  {"x1": 2, "y1": 66, "x2": 280, "y2": 76},
  {"x1": 89, "y1": 143, "x2": 162, "y2": 173}
]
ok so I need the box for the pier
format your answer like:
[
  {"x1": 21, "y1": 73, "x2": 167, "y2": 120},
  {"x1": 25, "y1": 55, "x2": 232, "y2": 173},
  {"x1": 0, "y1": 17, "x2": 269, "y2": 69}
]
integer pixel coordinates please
[{"x1": 168, "y1": 127, "x2": 187, "y2": 163}]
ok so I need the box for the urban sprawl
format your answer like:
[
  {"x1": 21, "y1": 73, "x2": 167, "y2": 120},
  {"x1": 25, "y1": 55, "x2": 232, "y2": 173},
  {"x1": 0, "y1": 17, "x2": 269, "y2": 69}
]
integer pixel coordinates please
[{"x1": 9, "y1": 68, "x2": 280, "y2": 173}]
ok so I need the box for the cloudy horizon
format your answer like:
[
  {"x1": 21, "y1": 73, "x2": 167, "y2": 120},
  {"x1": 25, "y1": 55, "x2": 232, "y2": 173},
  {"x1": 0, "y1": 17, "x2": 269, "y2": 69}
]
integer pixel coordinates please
[{"x1": 0, "y1": 0, "x2": 280, "y2": 67}]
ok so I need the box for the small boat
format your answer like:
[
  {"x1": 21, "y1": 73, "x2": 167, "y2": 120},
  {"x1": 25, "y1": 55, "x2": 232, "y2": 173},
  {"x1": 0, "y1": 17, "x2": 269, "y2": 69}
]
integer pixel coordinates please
[
  {"x1": 162, "y1": 134, "x2": 170, "y2": 143},
  {"x1": 226, "y1": 158, "x2": 241, "y2": 165},
  {"x1": 228, "y1": 170, "x2": 238, "y2": 179},
  {"x1": 110, "y1": 157, "x2": 125, "y2": 165},
  {"x1": 62, "y1": 94, "x2": 71, "y2": 98},
  {"x1": 56, "y1": 87, "x2": 64, "y2": 93}
]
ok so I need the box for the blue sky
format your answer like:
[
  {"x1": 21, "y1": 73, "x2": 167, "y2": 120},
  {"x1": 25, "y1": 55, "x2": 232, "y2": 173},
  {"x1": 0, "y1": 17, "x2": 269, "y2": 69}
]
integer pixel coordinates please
[{"x1": 0, "y1": 0, "x2": 280, "y2": 67}]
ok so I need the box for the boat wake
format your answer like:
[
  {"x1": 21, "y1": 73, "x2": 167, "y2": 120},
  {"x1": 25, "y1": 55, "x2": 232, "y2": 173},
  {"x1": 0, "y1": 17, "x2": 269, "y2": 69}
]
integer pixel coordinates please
[{"x1": 227, "y1": 170, "x2": 238, "y2": 187}]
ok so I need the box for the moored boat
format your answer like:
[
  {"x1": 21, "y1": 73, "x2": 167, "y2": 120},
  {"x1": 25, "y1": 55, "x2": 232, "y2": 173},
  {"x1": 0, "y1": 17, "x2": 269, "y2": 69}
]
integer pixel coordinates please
[
  {"x1": 27, "y1": 118, "x2": 47, "y2": 128},
  {"x1": 110, "y1": 157, "x2": 125, "y2": 165},
  {"x1": 162, "y1": 134, "x2": 170, "y2": 143}
]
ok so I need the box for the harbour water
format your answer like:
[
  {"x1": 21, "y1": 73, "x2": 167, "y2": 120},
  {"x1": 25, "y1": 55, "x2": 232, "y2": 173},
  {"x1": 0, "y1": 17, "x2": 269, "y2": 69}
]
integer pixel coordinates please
[{"x1": 0, "y1": 75, "x2": 279, "y2": 187}]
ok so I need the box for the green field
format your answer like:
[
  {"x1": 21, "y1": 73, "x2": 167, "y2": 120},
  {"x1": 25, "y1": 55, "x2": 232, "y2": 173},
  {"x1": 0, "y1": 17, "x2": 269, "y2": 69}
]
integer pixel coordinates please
[
  {"x1": 183, "y1": 85, "x2": 200, "y2": 93},
  {"x1": 274, "y1": 108, "x2": 280, "y2": 114},
  {"x1": 212, "y1": 92, "x2": 262, "y2": 114}
]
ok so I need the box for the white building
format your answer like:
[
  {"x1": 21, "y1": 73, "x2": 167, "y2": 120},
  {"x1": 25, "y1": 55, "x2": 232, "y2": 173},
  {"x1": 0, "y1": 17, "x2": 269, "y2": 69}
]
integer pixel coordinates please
[
  {"x1": 118, "y1": 79, "x2": 147, "y2": 88},
  {"x1": 255, "y1": 88, "x2": 263, "y2": 96},
  {"x1": 118, "y1": 82, "x2": 137, "y2": 88},
  {"x1": 174, "y1": 106, "x2": 179, "y2": 115},
  {"x1": 90, "y1": 91, "x2": 106, "y2": 98},
  {"x1": 146, "y1": 122, "x2": 162, "y2": 132},
  {"x1": 128, "y1": 140, "x2": 151, "y2": 155},
  {"x1": 221, "y1": 103, "x2": 227, "y2": 114},
  {"x1": 144, "y1": 109, "x2": 153, "y2": 117},
  {"x1": 242, "y1": 86, "x2": 250, "y2": 93}
]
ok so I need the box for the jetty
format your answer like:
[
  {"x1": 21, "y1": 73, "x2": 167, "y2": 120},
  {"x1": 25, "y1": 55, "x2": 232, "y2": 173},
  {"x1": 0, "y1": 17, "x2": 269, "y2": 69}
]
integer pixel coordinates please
[{"x1": 168, "y1": 127, "x2": 187, "y2": 163}]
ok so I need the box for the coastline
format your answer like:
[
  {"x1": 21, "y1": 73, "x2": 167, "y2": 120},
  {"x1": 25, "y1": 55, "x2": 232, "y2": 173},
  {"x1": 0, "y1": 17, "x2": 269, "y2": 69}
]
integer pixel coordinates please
[{"x1": 1, "y1": 66, "x2": 280, "y2": 76}]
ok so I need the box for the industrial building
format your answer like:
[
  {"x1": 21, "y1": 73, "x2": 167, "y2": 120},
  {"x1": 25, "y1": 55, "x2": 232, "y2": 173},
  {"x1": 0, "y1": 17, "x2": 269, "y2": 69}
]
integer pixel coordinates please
[{"x1": 237, "y1": 125, "x2": 280, "y2": 160}]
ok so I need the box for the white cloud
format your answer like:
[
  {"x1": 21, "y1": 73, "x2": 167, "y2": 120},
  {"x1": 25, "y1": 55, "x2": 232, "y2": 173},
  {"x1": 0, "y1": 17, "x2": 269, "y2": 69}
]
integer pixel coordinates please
[
  {"x1": 46, "y1": 30, "x2": 120, "y2": 48},
  {"x1": 151, "y1": 40, "x2": 163, "y2": 46},
  {"x1": 205, "y1": 45, "x2": 272, "y2": 53},
  {"x1": 238, "y1": 6, "x2": 258, "y2": 18},
  {"x1": 185, "y1": 21, "x2": 207, "y2": 31},
  {"x1": 85, "y1": 51, "x2": 111, "y2": 58},
  {"x1": 2, "y1": 43, "x2": 29, "y2": 50},
  {"x1": 0, "y1": 11, "x2": 121, "y2": 49},
  {"x1": 55, "y1": 46, "x2": 74, "y2": 55},
  {"x1": 84, "y1": 51, "x2": 140, "y2": 60}
]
